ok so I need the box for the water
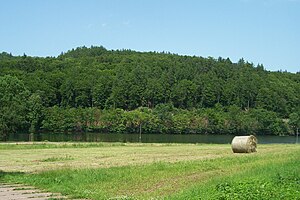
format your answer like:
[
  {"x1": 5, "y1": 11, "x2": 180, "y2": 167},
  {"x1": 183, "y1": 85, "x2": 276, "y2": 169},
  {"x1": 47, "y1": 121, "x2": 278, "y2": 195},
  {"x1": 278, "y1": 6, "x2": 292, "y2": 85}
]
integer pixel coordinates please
[{"x1": 2, "y1": 132, "x2": 298, "y2": 144}]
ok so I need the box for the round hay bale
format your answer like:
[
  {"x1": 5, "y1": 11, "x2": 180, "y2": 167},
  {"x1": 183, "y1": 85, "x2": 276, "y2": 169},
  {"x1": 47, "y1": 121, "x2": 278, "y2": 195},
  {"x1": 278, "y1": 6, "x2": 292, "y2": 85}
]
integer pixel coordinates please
[{"x1": 231, "y1": 135, "x2": 257, "y2": 153}]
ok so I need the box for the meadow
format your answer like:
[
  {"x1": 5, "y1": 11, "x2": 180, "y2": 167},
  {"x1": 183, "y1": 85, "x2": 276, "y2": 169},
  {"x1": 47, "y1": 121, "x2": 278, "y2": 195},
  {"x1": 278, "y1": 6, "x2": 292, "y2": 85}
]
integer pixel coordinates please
[{"x1": 0, "y1": 142, "x2": 299, "y2": 199}]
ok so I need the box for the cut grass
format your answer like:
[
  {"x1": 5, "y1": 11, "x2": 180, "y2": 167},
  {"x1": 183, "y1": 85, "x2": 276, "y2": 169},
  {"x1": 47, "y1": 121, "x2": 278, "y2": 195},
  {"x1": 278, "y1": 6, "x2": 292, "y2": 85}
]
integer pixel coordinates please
[
  {"x1": 40, "y1": 155, "x2": 74, "y2": 162},
  {"x1": 0, "y1": 142, "x2": 127, "y2": 150},
  {"x1": 0, "y1": 143, "x2": 232, "y2": 172},
  {"x1": 0, "y1": 143, "x2": 299, "y2": 199}
]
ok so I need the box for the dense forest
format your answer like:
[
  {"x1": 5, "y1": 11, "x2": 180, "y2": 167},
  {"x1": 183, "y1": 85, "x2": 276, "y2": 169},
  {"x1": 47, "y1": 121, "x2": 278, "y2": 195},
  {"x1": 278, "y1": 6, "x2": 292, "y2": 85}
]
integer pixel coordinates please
[{"x1": 0, "y1": 46, "x2": 299, "y2": 139}]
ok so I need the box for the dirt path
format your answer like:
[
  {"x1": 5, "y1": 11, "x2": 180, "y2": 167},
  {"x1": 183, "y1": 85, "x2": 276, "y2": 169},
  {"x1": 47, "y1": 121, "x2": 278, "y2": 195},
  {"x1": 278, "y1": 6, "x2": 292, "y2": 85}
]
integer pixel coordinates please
[{"x1": 0, "y1": 183, "x2": 67, "y2": 199}]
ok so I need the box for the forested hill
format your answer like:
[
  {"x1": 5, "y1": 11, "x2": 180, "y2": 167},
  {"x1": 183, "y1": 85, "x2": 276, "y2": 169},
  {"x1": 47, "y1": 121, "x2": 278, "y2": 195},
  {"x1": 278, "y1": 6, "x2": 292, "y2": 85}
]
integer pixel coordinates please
[{"x1": 0, "y1": 46, "x2": 299, "y2": 137}]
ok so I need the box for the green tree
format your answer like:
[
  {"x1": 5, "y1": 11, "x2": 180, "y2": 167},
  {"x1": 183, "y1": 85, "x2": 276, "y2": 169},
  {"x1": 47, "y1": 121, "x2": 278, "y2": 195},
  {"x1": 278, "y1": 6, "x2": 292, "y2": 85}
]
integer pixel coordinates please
[
  {"x1": 171, "y1": 79, "x2": 197, "y2": 108},
  {"x1": 27, "y1": 93, "x2": 43, "y2": 133},
  {"x1": 289, "y1": 112, "x2": 300, "y2": 143},
  {"x1": 0, "y1": 75, "x2": 30, "y2": 139},
  {"x1": 124, "y1": 107, "x2": 152, "y2": 142}
]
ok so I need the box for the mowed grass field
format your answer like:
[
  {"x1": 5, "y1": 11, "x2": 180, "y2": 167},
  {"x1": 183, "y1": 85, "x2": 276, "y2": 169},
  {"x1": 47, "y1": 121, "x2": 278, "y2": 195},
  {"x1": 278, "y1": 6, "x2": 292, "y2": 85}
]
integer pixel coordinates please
[{"x1": 0, "y1": 142, "x2": 299, "y2": 199}]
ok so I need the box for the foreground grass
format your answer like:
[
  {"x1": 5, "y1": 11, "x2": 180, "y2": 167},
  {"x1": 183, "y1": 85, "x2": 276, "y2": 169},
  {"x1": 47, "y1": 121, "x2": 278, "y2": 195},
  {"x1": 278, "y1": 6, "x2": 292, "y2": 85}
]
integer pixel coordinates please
[
  {"x1": 169, "y1": 152, "x2": 300, "y2": 200},
  {"x1": 0, "y1": 143, "x2": 299, "y2": 199}
]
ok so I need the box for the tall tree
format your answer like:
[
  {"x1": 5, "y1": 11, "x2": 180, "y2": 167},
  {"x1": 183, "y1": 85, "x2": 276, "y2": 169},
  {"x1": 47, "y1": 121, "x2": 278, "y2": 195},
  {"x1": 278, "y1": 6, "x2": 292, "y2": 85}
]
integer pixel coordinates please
[{"x1": 0, "y1": 75, "x2": 29, "y2": 139}]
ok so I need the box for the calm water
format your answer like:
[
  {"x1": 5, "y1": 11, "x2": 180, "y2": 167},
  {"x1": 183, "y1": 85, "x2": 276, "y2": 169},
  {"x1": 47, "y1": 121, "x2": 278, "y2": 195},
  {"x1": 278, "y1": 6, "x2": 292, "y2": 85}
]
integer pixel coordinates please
[{"x1": 2, "y1": 132, "x2": 298, "y2": 144}]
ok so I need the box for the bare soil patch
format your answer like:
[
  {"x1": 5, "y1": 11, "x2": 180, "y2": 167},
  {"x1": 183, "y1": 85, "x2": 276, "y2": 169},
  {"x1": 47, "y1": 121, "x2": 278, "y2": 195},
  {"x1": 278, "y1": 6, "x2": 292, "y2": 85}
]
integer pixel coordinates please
[{"x1": 0, "y1": 183, "x2": 66, "y2": 199}]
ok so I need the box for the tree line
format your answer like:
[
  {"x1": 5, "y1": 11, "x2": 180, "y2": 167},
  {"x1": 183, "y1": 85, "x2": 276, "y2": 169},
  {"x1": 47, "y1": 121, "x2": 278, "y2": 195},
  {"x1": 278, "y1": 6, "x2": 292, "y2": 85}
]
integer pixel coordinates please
[{"x1": 0, "y1": 46, "x2": 299, "y2": 139}]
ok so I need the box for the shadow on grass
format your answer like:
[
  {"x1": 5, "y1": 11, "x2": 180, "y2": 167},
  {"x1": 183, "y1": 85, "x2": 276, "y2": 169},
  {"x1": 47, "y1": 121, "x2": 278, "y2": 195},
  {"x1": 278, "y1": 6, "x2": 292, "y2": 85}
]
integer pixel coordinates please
[{"x1": 0, "y1": 170, "x2": 25, "y2": 182}]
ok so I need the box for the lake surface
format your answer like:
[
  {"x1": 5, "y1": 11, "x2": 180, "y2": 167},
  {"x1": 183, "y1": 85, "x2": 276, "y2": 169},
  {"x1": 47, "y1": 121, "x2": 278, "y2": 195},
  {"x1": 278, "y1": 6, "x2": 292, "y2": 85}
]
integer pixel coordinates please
[{"x1": 2, "y1": 132, "x2": 298, "y2": 144}]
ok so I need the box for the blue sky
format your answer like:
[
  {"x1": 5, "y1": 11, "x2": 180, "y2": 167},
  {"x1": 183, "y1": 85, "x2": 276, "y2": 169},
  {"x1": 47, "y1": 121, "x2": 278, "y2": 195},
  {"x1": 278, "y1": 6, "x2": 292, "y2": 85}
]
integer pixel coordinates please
[{"x1": 0, "y1": 0, "x2": 299, "y2": 72}]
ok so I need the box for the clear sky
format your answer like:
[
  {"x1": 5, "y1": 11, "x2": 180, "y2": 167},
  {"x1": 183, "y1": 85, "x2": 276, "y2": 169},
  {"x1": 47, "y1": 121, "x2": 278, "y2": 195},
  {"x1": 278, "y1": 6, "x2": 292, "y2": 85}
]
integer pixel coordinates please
[{"x1": 0, "y1": 0, "x2": 299, "y2": 72}]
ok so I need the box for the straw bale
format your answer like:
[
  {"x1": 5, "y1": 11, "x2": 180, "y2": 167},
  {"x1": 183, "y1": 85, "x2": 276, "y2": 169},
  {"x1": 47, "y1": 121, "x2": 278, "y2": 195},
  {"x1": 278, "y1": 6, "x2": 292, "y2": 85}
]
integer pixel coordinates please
[{"x1": 231, "y1": 135, "x2": 257, "y2": 153}]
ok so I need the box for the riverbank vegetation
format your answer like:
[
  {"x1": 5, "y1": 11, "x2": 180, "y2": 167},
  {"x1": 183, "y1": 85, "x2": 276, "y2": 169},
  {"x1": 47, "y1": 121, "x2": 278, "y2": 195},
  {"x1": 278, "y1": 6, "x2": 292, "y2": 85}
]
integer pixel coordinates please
[
  {"x1": 0, "y1": 143, "x2": 299, "y2": 199},
  {"x1": 0, "y1": 46, "x2": 300, "y2": 139}
]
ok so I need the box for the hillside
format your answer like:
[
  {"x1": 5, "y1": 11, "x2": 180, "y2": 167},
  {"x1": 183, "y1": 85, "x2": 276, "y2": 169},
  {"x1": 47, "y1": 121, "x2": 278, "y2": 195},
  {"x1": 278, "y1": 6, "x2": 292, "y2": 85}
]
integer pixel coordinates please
[{"x1": 0, "y1": 46, "x2": 299, "y2": 137}]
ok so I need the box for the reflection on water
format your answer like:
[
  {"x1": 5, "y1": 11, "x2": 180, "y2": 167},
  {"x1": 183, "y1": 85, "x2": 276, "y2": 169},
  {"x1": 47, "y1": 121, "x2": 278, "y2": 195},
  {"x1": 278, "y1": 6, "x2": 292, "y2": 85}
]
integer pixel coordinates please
[{"x1": 2, "y1": 132, "x2": 297, "y2": 144}]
